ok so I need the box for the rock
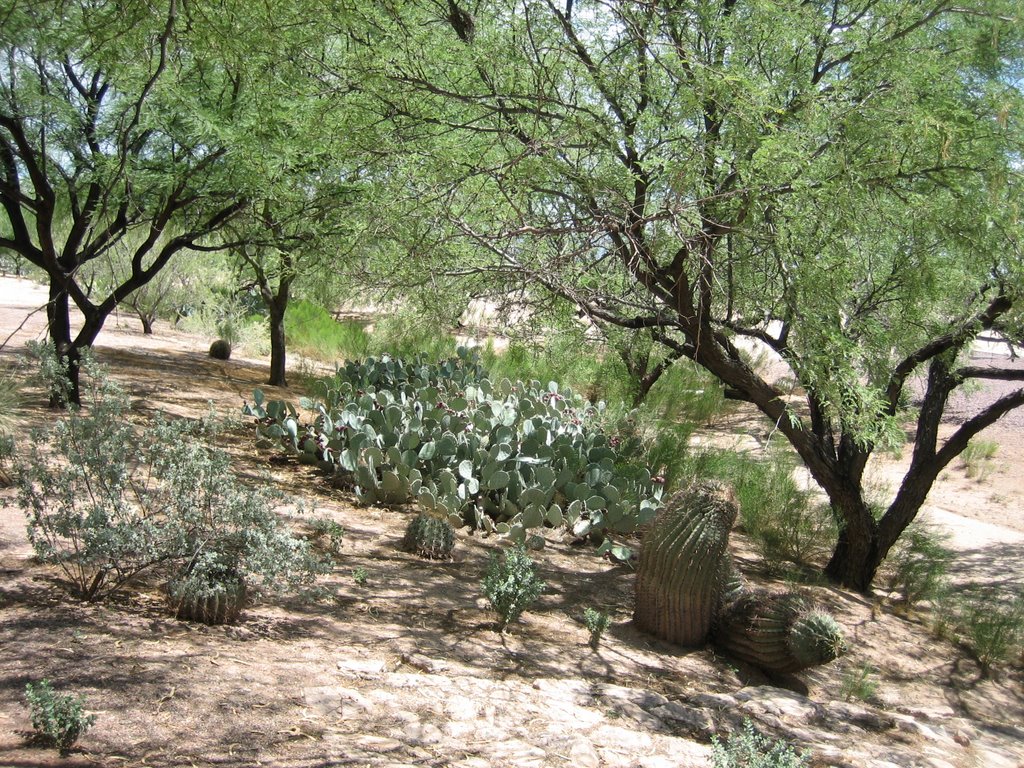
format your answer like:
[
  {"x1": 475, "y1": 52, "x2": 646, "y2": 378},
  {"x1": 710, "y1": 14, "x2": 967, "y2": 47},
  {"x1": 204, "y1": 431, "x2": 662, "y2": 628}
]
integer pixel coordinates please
[
  {"x1": 735, "y1": 686, "x2": 820, "y2": 721},
  {"x1": 594, "y1": 682, "x2": 669, "y2": 710},
  {"x1": 952, "y1": 729, "x2": 971, "y2": 747},
  {"x1": 568, "y1": 736, "x2": 601, "y2": 768},
  {"x1": 336, "y1": 658, "x2": 387, "y2": 677},
  {"x1": 650, "y1": 701, "x2": 716, "y2": 737},
  {"x1": 355, "y1": 735, "x2": 405, "y2": 753},
  {"x1": 303, "y1": 685, "x2": 372, "y2": 716}
]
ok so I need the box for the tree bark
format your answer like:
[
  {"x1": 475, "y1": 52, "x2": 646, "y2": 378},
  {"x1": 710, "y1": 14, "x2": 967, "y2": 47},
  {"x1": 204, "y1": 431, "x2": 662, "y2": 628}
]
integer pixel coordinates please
[{"x1": 268, "y1": 301, "x2": 287, "y2": 387}]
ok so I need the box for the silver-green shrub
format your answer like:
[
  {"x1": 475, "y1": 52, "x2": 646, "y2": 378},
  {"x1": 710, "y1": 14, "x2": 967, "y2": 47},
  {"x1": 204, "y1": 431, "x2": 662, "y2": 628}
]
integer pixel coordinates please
[{"x1": 483, "y1": 545, "x2": 545, "y2": 630}]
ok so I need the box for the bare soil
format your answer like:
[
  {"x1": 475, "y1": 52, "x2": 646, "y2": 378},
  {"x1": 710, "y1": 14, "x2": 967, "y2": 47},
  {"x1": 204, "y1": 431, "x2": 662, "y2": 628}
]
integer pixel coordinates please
[{"x1": 0, "y1": 277, "x2": 1022, "y2": 768}]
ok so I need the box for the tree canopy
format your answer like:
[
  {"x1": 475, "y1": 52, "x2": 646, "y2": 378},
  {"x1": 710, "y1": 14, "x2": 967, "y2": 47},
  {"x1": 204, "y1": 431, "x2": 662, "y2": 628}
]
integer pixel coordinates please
[{"x1": 352, "y1": 0, "x2": 1024, "y2": 589}]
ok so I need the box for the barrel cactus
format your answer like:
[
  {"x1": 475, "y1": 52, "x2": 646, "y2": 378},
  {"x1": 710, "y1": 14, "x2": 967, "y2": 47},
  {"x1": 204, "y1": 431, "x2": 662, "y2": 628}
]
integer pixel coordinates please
[
  {"x1": 712, "y1": 589, "x2": 846, "y2": 674},
  {"x1": 168, "y1": 575, "x2": 247, "y2": 625},
  {"x1": 403, "y1": 513, "x2": 456, "y2": 559},
  {"x1": 209, "y1": 339, "x2": 232, "y2": 360},
  {"x1": 633, "y1": 480, "x2": 739, "y2": 646}
]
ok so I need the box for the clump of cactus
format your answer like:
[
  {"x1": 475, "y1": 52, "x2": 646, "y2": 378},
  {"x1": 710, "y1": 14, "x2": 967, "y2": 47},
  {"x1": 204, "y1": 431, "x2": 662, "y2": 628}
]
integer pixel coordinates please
[
  {"x1": 633, "y1": 480, "x2": 738, "y2": 646},
  {"x1": 632, "y1": 480, "x2": 845, "y2": 675},
  {"x1": 403, "y1": 512, "x2": 456, "y2": 559},
  {"x1": 209, "y1": 339, "x2": 232, "y2": 360},
  {"x1": 713, "y1": 589, "x2": 847, "y2": 674},
  {"x1": 168, "y1": 574, "x2": 248, "y2": 625}
]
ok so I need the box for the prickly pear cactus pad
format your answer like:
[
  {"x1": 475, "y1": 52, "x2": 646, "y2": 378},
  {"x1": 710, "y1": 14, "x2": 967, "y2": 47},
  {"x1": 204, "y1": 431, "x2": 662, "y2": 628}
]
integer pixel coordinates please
[
  {"x1": 403, "y1": 513, "x2": 456, "y2": 560},
  {"x1": 712, "y1": 589, "x2": 846, "y2": 674},
  {"x1": 633, "y1": 480, "x2": 738, "y2": 646}
]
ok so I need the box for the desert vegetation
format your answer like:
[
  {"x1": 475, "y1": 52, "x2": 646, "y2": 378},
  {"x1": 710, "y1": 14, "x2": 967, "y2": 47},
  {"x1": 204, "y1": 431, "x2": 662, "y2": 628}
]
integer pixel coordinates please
[{"x1": 2, "y1": 0, "x2": 1024, "y2": 765}]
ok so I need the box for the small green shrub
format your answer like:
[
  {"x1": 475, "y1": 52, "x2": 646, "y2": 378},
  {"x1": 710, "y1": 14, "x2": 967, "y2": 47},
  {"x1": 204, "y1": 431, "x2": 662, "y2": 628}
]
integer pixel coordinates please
[
  {"x1": 15, "y1": 347, "x2": 324, "y2": 607},
  {"x1": 840, "y1": 663, "x2": 878, "y2": 703},
  {"x1": 286, "y1": 300, "x2": 372, "y2": 362},
  {"x1": 25, "y1": 680, "x2": 95, "y2": 754},
  {"x1": 711, "y1": 719, "x2": 809, "y2": 768},
  {"x1": 483, "y1": 545, "x2": 545, "y2": 630},
  {"x1": 352, "y1": 566, "x2": 368, "y2": 585},
  {"x1": 944, "y1": 588, "x2": 1024, "y2": 674},
  {"x1": 882, "y1": 522, "x2": 954, "y2": 608},
  {"x1": 583, "y1": 607, "x2": 610, "y2": 649},
  {"x1": 960, "y1": 439, "x2": 999, "y2": 480},
  {"x1": 308, "y1": 517, "x2": 345, "y2": 556}
]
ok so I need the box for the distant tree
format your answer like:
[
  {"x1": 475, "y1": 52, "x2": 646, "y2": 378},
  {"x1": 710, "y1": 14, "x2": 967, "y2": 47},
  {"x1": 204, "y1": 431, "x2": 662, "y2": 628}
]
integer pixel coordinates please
[
  {"x1": 0, "y1": 0, "x2": 334, "y2": 404},
  {"x1": 365, "y1": 0, "x2": 1024, "y2": 591}
]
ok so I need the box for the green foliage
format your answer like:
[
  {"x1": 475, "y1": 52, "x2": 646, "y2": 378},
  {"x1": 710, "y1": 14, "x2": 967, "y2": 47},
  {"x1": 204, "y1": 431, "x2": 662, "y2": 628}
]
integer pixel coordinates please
[
  {"x1": 15, "y1": 351, "x2": 323, "y2": 607},
  {"x1": 286, "y1": 300, "x2": 372, "y2": 362},
  {"x1": 840, "y1": 663, "x2": 879, "y2": 703},
  {"x1": 960, "y1": 439, "x2": 999, "y2": 480},
  {"x1": 681, "y1": 448, "x2": 836, "y2": 573},
  {"x1": 882, "y1": 522, "x2": 954, "y2": 608},
  {"x1": 403, "y1": 513, "x2": 455, "y2": 560},
  {"x1": 711, "y1": 720, "x2": 809, "y2": 768},
  {"x1": 583, "y1": 607, "x2": 610, "y2": 650},
  {"x1": 24, "y1": 680, "x2": 95, "y2": 754},
  {"x1": 246, "y1": 349, "x2": 664, "y2": 556},
  {"x1": 351, "y1": 566, "x2": 369, "y2": 585},
  {"x1": 482, "y1": 545, "x2": 545, "y2": 630},
  {"x1": 942, "y1": 588, "x2": 1024, "y2": 674},
  {"x1": 308, "y1": 517, "x2": 345, "y2": 557}
]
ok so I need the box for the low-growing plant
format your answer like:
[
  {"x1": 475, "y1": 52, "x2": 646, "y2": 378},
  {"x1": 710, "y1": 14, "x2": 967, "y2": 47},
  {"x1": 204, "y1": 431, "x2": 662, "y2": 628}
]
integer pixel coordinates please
[
  {"x1": 583, "y1": 607, "x2": 610, "y2": 649},
  {"x1": 483, "y1": 545, "x2": 545, "y2": 630},
  {"x1": 352, "y1": 566, "x2": 368, "y2": 585},
  {"x1": 711, "y1": 719, "x2": 809, "y2": 768},
  {"x1": 944, "y1": 588, "x2": 1024, "y2": 675},
  {"x1": 882, "y1": 522, "x2": 954, "y2": 609},
  {"x1": 308, "y1": 517, "x2": 345, "y2": 556},
  {"x1": 840, "y1": 663, "x2": 879, "y2": 703},
  {"x1": 960, "y1": 438, "x2": 999, "y2": 480},
  {"x1": 15, "y1": 347, "x2": 324, "y2": 609},
  {"x1": 24, "y1": 680, "x2": 96, "y2": 754}
]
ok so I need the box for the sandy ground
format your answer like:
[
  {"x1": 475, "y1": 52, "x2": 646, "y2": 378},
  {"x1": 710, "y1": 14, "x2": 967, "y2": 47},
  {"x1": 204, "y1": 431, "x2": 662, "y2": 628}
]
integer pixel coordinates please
[{"x1": 0, "y1": 276, "x2": 1022, "y2": 768}]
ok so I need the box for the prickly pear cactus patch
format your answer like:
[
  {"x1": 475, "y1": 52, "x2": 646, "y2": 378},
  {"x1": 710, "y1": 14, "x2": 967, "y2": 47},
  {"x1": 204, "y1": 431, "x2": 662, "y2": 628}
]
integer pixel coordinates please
[{"x1": 244, "y1": 349, "x2": 663, "y2": 555}]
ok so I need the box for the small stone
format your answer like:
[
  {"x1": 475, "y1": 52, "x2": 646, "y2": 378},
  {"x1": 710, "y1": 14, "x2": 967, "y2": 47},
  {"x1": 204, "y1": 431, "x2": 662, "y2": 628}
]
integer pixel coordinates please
[
  {"x1": 952, "y1": 729, "x2": 971, "y2": 747},
  {"x1": 650, "y1": 702, "x2": 715, "y2": 736},
  {"x1": 337, "y1": 658, "x2": 387, "y2": 677},
  {"x1": 355, "y1": 735, "x2": 404, "y2": 752}
]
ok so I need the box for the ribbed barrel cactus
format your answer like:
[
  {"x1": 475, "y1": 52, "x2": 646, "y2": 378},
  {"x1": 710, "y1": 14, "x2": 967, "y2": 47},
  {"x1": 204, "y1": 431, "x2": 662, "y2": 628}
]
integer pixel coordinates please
[
  {"x1": 403, "y1": 513, "x2": 456, "y2": 559},
  {"x1": 633, "y1": 480, "x2": 739, "y2": 646},
  {"x1": 712, "y1": 589, "x2": 846, "y2": 674}
]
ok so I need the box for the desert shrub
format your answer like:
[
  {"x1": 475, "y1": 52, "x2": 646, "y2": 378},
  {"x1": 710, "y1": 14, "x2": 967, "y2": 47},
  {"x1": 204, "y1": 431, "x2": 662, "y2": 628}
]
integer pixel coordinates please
[
  {"x1": 882, "y1": 521, "x2": 954, "y2": 608},
  {"x1": 943, "y1": 588, "x2": 1024, "y2": 674},
  {"x1": 960, "y1": 438, "x2": 999, "y2": 480},
  {"x1": 15, "y1": 349, "x2": 323, "y2": 605},
  {"x1": 840, "y1": 663, "x2": 879, "y2": 703},
  {"x1": 24, "y1": 680, "x2": 95, "y2": 754},
  {"x1": 711, "y1": 719, "x2": 809, "y2": 768},
  {"x1": 308, "y1": 516, "x2": 345, "y2": 557},
  {"x1": 583, "y1": 607, "x2": 610, "y2": 649},
  {"x1": 483, "y1": 545, "x2": 545, "y2": 630},
  {"x1": 286, "y1": 299, "x2": 371, "y2": 362}
]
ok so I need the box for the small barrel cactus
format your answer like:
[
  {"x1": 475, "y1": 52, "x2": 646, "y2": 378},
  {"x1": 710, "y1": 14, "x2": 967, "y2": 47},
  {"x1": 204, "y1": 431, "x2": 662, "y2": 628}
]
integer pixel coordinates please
[
  {"x1": 712, "y1": 588, "x2": 846, "y2": 674},
  {"x1": 168, "y1": 577, "x2": 247, "y2": 625},
  {"x1": 403, "y1": 513, "x2": 455, "y2": 559},
  {"x1": 633, "y1": 480, "x2": 738, "y2": 646},
  {"x1": 209, "y1": 339, "x2": 232, "y2": 360}
]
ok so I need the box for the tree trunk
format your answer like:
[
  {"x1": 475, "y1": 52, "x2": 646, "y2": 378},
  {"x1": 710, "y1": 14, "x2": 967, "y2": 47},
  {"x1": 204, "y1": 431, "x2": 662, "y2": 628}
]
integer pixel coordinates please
[
  {"x1": 823, "y1": 489, "x2": 882, "y2": 592},
  {"x1": 46, "y1": 281, "x2": 81, "y2": 407},
  {"x1": 268, "y1": 303, "x2": 287, "y2": 387},
  {"x1": 139, "y1": 313, "x2": 155, "y2": 335}
]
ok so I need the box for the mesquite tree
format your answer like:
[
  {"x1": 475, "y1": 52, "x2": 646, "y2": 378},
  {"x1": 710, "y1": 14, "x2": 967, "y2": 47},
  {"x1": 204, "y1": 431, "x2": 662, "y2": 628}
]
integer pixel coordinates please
[
  {"x1": 0, "y1": 0, "x2": 336, "y2": 403},
  {"x1": 358, "y1": 0, "x2": 1024, "y2": 590}
]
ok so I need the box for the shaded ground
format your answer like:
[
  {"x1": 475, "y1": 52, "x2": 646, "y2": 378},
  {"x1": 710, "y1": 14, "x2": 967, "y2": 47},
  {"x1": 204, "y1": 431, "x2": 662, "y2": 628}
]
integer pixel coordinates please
[{"x1": 0, "y1": 277, "x2": 1022, "y2": 768}]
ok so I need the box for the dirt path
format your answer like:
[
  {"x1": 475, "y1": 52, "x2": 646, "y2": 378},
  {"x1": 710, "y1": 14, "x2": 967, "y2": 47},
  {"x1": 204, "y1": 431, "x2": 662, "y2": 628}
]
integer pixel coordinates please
[{"x1": 1, "y1": 276, "x2": 1022, "y2": 768}]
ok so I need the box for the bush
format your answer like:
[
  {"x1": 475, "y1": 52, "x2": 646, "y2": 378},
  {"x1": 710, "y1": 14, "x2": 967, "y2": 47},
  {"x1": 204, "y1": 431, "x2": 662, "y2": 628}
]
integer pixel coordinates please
[
  {"x1": 24, "y1": 680, "x2": 95, "y2": 754},
  {"x1": 483, "y1": 545, "x2": 545, "y2": 630},
  {"x1": 286, "y1": 300, "x2": 371, "y2": 362},
  {"x1": 840, "y1": 663, "x2": 879, "y2": 703},
  {"x1": 15, "y1": 349, "x2": 324, "y2": 607},
  {"x1": 711, "y1": 720, "x2": 809, "y2": 768},
  {"x1": 943, "y1": 588, "x2": 1024, "y2": 674},
  {"x1": 882, "y1": 522, "x2": 954, "y2": 608},
  {"x1": 583, "y1": 607, "x2": 610, "y2": 649}
]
